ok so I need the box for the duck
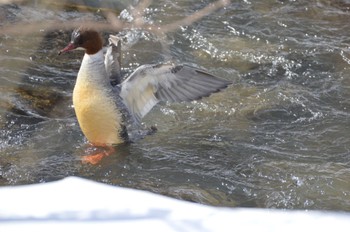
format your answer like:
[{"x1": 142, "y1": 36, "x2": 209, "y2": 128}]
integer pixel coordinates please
[{"x1": 59, "y1": 27, "x2": 231, "y2": 163}]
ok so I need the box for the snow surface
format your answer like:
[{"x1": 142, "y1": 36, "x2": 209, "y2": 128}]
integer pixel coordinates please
[{"x1": 0, "y1": 177, "x2": 349, "y2": 232}]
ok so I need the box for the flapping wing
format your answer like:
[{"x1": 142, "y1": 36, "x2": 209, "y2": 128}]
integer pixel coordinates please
[
  {"x1": 104, "y1": 35, "x2": 122, "y2": 85},
  {"x1": 120, "y1": 63, "x2": 231, "y2": 122}
]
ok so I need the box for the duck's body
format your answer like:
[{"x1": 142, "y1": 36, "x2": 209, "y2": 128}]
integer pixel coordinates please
[
  {"x1": 60, "y1": 28, "x2": 231, "y2": 146},
  {"x1": 73, "y1": 50, "x2": 127, "y2": 145}
]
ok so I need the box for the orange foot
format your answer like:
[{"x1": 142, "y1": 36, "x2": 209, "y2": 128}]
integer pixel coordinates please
[{"x1": 82, "y1": 145, "x2": 115, "y2": 165}]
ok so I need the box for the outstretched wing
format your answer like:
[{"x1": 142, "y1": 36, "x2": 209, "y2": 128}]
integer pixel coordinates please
[
  {"x1": 104, "y1": 35, "x2": 122, "y2": 85},
  {"x1": 119, "y1": 63, "x2": 231, "y2": 123}
]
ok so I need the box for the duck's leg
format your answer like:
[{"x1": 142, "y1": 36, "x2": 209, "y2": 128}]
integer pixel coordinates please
[{"x1": 81, "y1": 144, "x2": 115, "y2": 165}]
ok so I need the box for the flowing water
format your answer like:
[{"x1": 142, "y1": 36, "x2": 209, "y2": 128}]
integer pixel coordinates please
[{"x1": 1, "y1": 0, "x2": 350, "y2": 210}]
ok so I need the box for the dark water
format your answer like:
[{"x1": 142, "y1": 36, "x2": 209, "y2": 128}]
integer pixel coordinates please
[{"x1": 1, "y1": 0, "x2": 350, "y2": 210}]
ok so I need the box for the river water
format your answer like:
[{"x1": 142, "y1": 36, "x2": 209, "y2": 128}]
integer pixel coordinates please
[{"x1": 0, "y1": 0, "x2": 350, "y2": 210}]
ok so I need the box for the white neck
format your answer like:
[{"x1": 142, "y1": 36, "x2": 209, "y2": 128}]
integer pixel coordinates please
[{"x1": 77, "y1": 50, "x2": 109, "y2": 84}]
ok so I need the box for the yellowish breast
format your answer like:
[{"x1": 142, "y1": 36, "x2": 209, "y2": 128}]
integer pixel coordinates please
[{"x1": 73, "y1": 81, "x2": 124, "y2": 145}]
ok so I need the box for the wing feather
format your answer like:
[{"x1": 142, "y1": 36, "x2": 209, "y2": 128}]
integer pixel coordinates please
[
  {"x1": 120, "y1": 63, "x2": 231, "y2": 122},
  {"x1": 104, "y1": 35, "x2": 122, "y2": 85}
]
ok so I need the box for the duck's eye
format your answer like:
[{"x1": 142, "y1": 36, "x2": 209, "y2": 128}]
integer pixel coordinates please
[
  {"x1": 71, "y1": 29, "x2": 83, "y2": 46},
  {"x1": 74, "y1": 35, "x2": 84, "y2": 46}
]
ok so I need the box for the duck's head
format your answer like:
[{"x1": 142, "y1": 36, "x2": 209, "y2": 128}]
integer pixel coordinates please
[{"x1": 59, "y1": 28, "x2": 103, "y2": 55}]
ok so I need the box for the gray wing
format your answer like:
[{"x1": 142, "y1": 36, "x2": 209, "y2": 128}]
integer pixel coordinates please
[
  {"x1": 119, "y1": 63, "x2": 231, "y2": 122},
  {"x1": 104, "y1": 35, "x2": 122, "y2": 85}
]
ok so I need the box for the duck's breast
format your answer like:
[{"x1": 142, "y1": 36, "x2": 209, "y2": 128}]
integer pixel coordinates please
[{"x1": 73, "y1": 55, "x2": 125, "y2": 145}]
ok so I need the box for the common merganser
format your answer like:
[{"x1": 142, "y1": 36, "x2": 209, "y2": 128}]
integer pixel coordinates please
[{"x1": 59, "y1": 28, "x2": 231, "y2": 163}]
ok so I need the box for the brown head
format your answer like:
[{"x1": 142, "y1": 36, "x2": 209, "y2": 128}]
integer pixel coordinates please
[{"x1": 59, "y1": 28, "x2": 103, "y2": 55}]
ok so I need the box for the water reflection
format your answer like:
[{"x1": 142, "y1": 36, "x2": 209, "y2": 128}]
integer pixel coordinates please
[{"x1": 0, "y1": 1, "x2": 350, "y2": 210}]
